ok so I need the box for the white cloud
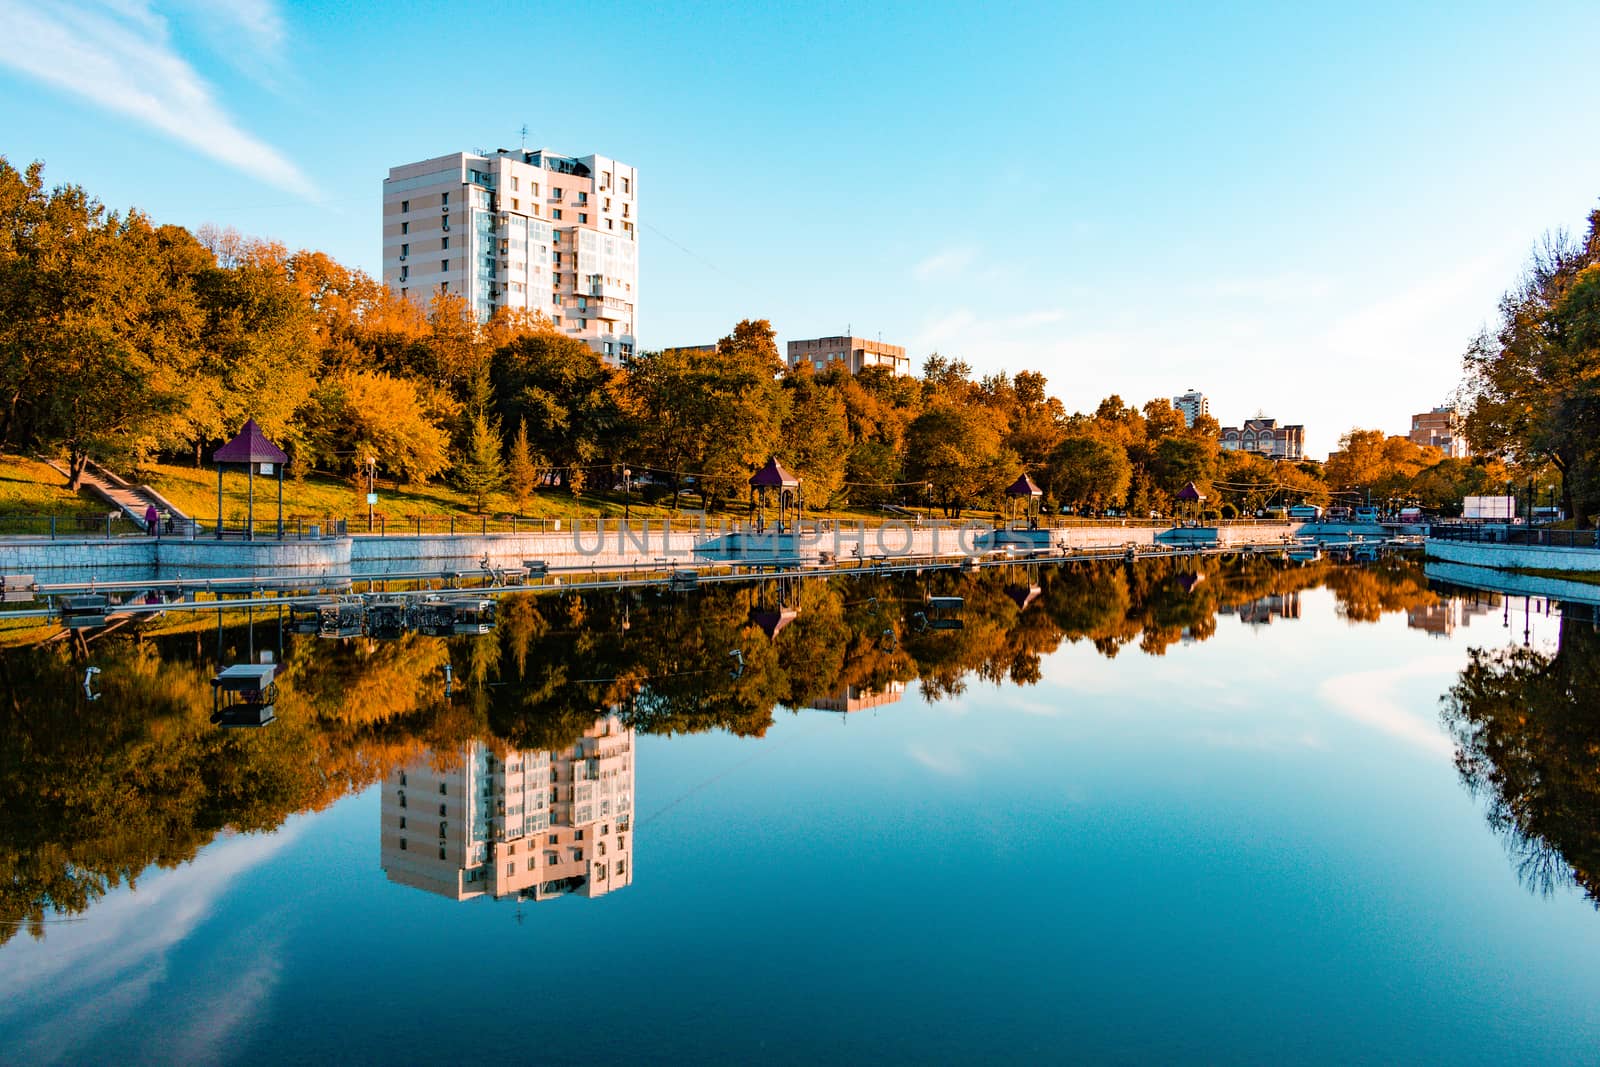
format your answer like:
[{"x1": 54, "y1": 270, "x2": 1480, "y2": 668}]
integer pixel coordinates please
[
  {"x1": 0, "y1": 825, "x2": 302, "y2": 1062},
  {"x1": 0, "y1": 1, "x2": 314, "y2": 197},
  {"x1": 912, "y1": 245, "x2": 977, "y2": 281},
  {"x1": 1316, "y1": 656, "x2": 1461, "y2": 759}
]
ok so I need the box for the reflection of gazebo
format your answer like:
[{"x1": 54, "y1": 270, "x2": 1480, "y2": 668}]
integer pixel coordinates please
[
  {"x1": 212, "y1": 418, "x2": 288, "y2": 540},
  {"x1": 749, "y1": 457, "x2": 802, "y2": 532},
  {"x1": 1176, "y1": 481, "x2": 1206, "y2": 523},
  {"x1": 1006, "y1": 472, "x2": 1043, "y2": 526}
]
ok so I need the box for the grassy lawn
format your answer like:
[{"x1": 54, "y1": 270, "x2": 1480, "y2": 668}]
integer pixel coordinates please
[
  {"x1": 0, "y1": 455, "x2": 111, "y2": 518},
  {"x1": 135, "y1": 461, "x2": 899, "y2": 528},
  {"x1": 3, "y1": 454, "x2": 934, "y2": 530}
]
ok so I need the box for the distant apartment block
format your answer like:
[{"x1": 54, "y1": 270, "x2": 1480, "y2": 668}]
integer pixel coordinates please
[
  {"x1": 383, "y1": 148, "x2": 637, "y2": 364},
  {"x1": 1172, "y1": 389, "x2": 1209, "y2": 428},
  {"x1": 787, "y1": 336, "x2": 909, "y2": 375},
  {"x1": 1408, "y1": 405, "x2": 1469, "y2": 458},
  {"x1": 380, "y1": 717, "x2": 633, "y2": 903},
  {"x1": 1219, "y1": 417, "x2": 1305, "y2": 461}
]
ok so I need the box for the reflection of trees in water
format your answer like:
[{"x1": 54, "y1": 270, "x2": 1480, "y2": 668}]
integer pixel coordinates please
[
  {"x1": 0, "y1": 554, "x2": 1441, "y2": 941},
  {"x1": 1443, "y1": 618, "x2": 1600, "y2": 905}
]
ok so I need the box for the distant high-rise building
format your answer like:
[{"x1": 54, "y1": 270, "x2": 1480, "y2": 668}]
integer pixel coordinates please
[
  {"x1": 1173, "y1": 389, "x2": 1209, "y2": 427},
  {"x1": 1219, "y1": 417, "x2": 1305, "y2": 461},
  {"x1": 786, "y1": 336, "x2": 909, "y2": 375},
  {"x1": 1408, "y1": 404, "x2": 1469, "y2": 458},
  {"x1": 381, "y1": 717, "x2": 633, "y2": 903},
  {"x1": 383, "y1": 148, "x2": 637, "y2": 364}
]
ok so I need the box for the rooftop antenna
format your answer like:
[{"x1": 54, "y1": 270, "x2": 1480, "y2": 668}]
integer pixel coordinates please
[{"x1": 520, "y1": 123, "x2": 528, "y2": 149}]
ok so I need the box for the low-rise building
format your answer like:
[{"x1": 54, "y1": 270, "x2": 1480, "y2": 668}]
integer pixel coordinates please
[
  {"x1": 787, "y1": 335, "x2": 909, "y2": 375},
  {"x1": 1408, "y1": 405, "x2": 1469, "y2": 458},
  {"x1": 1219, "y1": 417, "x2": 1305, "y2": 461}
]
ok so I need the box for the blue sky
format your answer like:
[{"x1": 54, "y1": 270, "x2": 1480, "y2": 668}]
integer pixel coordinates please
[{"x1": 1, "y1": 0, "x2": 1597, "y2": 458}]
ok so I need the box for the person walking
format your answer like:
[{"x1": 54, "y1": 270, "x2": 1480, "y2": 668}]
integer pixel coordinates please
[{"x1": 144, "y1": 503, "x2": 160, "y2": 537}]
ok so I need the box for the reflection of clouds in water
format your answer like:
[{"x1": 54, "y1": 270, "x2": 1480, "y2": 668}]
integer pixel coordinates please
[
  {"x1": 1316, "y1": 657, "x2": 1462, "y2": 759},
  {"x1": 166, "y1": 925, "x2": 287, "y2": 1064},
  {"x1": 1190, "y1": 727, "x2": 1327, "y2": 752},
  {"x1": 0, "y1": 826, "x2": 301, "y2": 1063},
  {"x1": 907, "y1": 743, "x2": 968, "y2": 778}
]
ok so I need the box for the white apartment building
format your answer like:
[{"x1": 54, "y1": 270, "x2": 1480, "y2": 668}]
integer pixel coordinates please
[
  {"x1": 380, "y1": 717, "x2": 634, "y2": 903},
  {"x1": 1173, "y1": 389, "x2": 1209, "y2": 427},
  {"x1": 383, "y1": 148, "x2": 638, "y2": 363}
]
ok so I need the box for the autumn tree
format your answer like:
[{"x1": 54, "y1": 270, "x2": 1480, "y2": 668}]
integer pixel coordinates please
[
  {"x1": 507, "y1": 417, "x2": 537, "y2": 513},
  {"x1": 1046, "y1": 432, "x2": 1132, "y2": 514},
  {"x1": 1464, "y1": 211, "x2": 1600, "y2": 525}
]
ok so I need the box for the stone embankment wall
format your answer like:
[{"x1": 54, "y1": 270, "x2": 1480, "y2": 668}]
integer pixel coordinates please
[
  {"x1": 1426, "y1": 537, "x2": 1600, "y2": 574},
  {"x1": 1, "y1": 519, "x2": 1308, "y2": 583}
]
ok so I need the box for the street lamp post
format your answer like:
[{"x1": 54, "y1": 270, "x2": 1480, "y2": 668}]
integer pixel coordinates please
[
  {"x1": 925, "y1": 481, "x2": 934, "y2": 521},
  {"x1": 623, "y1": 466, "x2": 632, "y2": 523},
  {"x1": 366, "y1": 456, "x2": 376, "y2": 533}
]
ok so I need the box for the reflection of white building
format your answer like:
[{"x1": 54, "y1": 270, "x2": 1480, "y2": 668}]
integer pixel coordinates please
[
  {"x1": 808, "y1": 682, "x2": 906, "y2": 713},
  {"x1": 1407, "y1": 595, "x2": 1497, "y2": 637},
  {"x1": 1221, "y1": 591, "x2": 1302, "y2": 625},
  {"x1": 381, "y1": 717, "x2": 633, "y2": 902}
]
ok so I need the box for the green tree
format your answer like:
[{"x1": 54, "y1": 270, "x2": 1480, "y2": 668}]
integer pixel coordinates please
[
  {"x1": 1464, "y1": 212, "x2": 1600, "y2": 526},
  {"x1": 457, "y1": 411, "x2": 507, "y2": 512},
  {"x1": 507, "y1": 417, "x2": 538, "y2": 514},
  {"x1": 1046, "y1": 432, "x2": 1132, "y2": 513}
]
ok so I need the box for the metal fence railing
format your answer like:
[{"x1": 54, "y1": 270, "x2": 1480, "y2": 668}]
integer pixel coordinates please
[
  {"x1": 0, "y1": 513, "x2": 138, "y2": 539},
  {"x1": 1430, "y1": 524, "x2": 1600, "y2": 549}
]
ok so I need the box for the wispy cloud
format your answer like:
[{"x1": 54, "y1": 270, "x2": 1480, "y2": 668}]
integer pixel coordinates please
[
  {"x1": 912, "y1": 245, "x2": 978, "y2": 281},
  {"x1": 0, "y1": 825, "x2": 302, "y2": 1061},
  {"x1": 1316, "y1": 656, "x2": 1460, "y2": 759},
  {"x1": 0, "y1": 1, "x2": 314, "y2": 197}
]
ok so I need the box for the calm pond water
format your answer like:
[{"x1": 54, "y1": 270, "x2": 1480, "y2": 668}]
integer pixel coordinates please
[{"x1": 2, "y1": 555, "x2": 1599, "y2": 1064}]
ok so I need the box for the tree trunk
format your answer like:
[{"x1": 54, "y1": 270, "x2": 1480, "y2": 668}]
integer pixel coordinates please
[{"x1": 67, "y1": 450, "x2": 88, "y2": 491}]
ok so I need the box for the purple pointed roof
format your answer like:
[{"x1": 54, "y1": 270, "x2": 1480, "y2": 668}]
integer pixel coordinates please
[
  {"x1": 1175, "y1": 481, "x2": 1205, "y2": 502},
  {"x1": 212, "y1": 419, "x2": 288, "y2": 465},
  {"x1": 1006, "y1": 473, "x2": 1042, "y2": 498},
  {"x1": 749, "y1": 457, "x2": 799, "y2": 488}
]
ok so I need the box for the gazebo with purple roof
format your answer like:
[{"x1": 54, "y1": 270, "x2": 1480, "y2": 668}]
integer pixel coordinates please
[
  {"x1": 212, "y1": 418, "x2": 289, "y2": 540},
  {"x1": 749, "y1": 457, "x2": 802, "y2": 532},
  {"x1": 1006, "y1": 472, "x2": 1043, "y2": 525},
  {"x1": 1175, "y1": 481, "x2": 1207, "y2": 524}
]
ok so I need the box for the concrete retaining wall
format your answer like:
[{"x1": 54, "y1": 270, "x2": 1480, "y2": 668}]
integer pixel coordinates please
[
  {"x1": 2, "y1": 519, "x2": 1312, "y2": 584},
  {"x1": 1425, "y1": 560, "x2": 1600, "y2": 606},
  {"x1": 1426, "y1": 538, "x2": 1600, "y2": 574}
]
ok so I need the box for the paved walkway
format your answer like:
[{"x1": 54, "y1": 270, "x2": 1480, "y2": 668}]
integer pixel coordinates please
[{"x1": 41, "y1": 458, "x2": 194, "y2": 534}]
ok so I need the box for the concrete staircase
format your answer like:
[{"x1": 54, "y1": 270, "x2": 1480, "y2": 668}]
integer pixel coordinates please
[{"x1": 42, "y1": 458, "x2": 196, "y2": 535}]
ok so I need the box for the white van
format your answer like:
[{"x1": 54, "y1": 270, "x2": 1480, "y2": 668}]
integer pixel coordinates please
[{"x1": 1287, "y1": 504, "x2": 1323, "y2": 521}]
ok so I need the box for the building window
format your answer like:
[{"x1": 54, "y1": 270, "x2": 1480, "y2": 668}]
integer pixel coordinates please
[
  {"x1": 440, "y1": 847, "x2": 447, "y2": 860},
  {"x1": 511, "y1": 198, "x2": 519, "y2": 211},
  {"x1": 511, "y1": 176, "x2": 519, "y2": 191},
  {"x1": 441, "y1": 191, "x2": 449, "y2": 205},
  {"x1": 552, "y1": 186, "x2": 563, "y2": 200},
  {"x1": 552, "y1": 209, "x2": 562, "y2": 220},
  {"x1": 622, "y1": 177, "x2": 631, "y2": 194},
  {"x1": 441, "y1": 259, "x2": 449, "y2": 272},
  {"x1": 606, "y1": 219, "x2": 613, "y2": 230},
  {"x1": 399, "y1": 816, "x2": 406, "y2": 828},
  {"x1": 578, "y1": 213, "x2": 588, "y2": 224},
  {"x1": 441, "y1": 236, "x2": 449, "y2": 250},
  {"x1": 399, "y1": 838, "x2": 407, "y2": 850},
  {"x1": 400, "y1": 199, "x2": 409, "y2": 212},
  {"x1": 400, "y1": 287, "x2": 407, "y2": 298},
  {"x1": 548, "y1": 834, "x2": 559, "y2": 844},
  {"x1": 577, "y1": 191, "x2": 588, "y2": 204},
  {"x1": 439, "y1": 821, "x2": 447, "y2": 838},
  {"x1": 401, "y1": 221, "x2": 408, "y2": 234},
  {"x1": 438, "y1": 802, "x2": 446, "y2": 815},
  {"x1": 400, "y1": 266, "x2": 408, "y2": 281},
  {"x1": 400, "y1": 242, "x2": 409, "y2": 257}
]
